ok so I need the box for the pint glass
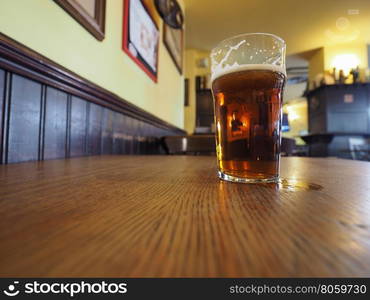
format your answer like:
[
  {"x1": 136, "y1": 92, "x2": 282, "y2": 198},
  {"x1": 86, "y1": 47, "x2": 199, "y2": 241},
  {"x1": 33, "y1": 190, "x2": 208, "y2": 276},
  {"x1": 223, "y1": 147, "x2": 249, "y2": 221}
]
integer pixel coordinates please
[{"x1": 210, "y1": 33, "x2": 286, "y2": 183}]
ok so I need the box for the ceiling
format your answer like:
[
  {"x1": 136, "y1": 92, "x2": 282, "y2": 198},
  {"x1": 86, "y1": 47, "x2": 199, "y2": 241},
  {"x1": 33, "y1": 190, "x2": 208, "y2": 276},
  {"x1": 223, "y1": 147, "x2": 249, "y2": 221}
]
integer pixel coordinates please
[{"x1": 185, "y1": 0, "x2": 370, "y2": 55}]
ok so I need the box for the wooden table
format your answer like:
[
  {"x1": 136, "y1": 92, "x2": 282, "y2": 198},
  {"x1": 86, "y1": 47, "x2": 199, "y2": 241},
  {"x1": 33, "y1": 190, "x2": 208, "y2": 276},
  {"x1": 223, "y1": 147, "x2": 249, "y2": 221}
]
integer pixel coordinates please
[{"x1": 1, "y1": 156, "x2": 370, "y2": 277}]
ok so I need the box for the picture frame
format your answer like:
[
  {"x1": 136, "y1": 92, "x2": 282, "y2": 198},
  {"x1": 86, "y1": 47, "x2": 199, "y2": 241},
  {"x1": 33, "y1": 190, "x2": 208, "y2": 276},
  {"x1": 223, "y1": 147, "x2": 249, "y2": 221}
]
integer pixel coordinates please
[
  {"x1": 54, "y1": 0, "x2": 106, "y2": 41},
  {"x1": 163, "y1": 22, "x2": 183, "y2": 74},
  {"x1": 184, "y1": 78, "x2": 189, "y2": 106},
  {"x1": 122, "y1": 0, "x2": 159, "y2": 82}
]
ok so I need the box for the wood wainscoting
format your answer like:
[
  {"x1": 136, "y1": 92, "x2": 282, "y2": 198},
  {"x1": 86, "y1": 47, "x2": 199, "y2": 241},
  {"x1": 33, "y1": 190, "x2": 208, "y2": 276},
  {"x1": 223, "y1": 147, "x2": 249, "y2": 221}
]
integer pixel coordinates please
[{"x1": 0, "y1": 33, "x2": 185, "y2": 164}]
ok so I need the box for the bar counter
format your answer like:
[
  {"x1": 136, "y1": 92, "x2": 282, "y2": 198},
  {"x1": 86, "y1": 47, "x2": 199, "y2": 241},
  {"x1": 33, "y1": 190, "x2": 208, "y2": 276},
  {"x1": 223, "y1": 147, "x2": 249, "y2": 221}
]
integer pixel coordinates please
[{"x1": 1, "y1": 156, "x2": 370, "y2": 277}]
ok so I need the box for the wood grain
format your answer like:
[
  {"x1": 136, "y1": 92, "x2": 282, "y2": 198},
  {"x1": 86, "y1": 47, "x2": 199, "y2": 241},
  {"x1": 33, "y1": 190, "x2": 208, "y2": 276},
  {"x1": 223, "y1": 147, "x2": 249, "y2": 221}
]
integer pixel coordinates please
[
  {"x1": 0, "y1": 156, "x2": 370, "y2": 277},
  {"x1": 0, "y1": 69, "x2": 5, "y2": 162},
  {"x1": 7, "y1": 75, "x2": 41, "y2": 163},
  {"x1": 113, "y1": 112, "x2": 125, "y2": 155},
  {"x1": 44, "y1": 87, "x2": 68, "y2": 160},
  {"x1": 87, "y1": 103, "x2": 103, "y2": 155},
  {"x1": 70, "y1": 96, "x2": 88, "y2": 157},
  {"x1": 101, "y1": 108, "x2": 114, "y2": 155}
]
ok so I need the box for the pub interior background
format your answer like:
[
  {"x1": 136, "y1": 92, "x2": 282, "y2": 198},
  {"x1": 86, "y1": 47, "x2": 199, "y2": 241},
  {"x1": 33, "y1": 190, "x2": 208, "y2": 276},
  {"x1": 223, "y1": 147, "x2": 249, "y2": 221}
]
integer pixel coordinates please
[
  {"x1": 1, "y1": 0, "x2": 370, "y2": 282},
  {"x1": 0, "y1": 0, "x2": 369, "y2": 163}
]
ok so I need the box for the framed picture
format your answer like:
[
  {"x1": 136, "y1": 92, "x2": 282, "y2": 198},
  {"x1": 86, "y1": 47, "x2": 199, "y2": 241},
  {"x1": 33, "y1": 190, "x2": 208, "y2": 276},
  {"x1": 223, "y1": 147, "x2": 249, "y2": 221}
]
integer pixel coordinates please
[
  {"x1": 163, "y1": 22, "x2": 183, "y2": 74},
  {"x1": 122, "y1": 0, "x2": 159, "y2": 82},
  {"x1": 184, "y1": 78, "x2": 189, "y2": 106},
  {"x1": 54, "y1": 0, "x2": 106, "y2": 41}
]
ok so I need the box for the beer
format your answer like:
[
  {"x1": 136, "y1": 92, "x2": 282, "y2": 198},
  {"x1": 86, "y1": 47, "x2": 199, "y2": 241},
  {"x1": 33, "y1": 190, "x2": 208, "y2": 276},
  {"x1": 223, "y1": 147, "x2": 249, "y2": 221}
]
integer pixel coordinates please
[{"x1": 211, "y1": 65, "x2": 286, "y2": 182}]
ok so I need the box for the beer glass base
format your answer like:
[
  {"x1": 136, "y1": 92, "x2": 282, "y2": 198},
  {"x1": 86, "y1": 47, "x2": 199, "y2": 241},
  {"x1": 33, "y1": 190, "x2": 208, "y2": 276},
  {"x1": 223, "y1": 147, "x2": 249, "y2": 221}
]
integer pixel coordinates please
[{"x1": 218, "y1": 171, "x2": 279, "y2": 183}]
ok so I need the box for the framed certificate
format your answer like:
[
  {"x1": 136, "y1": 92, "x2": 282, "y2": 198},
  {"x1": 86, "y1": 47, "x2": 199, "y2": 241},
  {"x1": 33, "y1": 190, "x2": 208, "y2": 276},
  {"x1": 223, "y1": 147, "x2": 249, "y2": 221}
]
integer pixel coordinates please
[{"x1": 122, "y1": 0, "x2": 159, "y2": 82}]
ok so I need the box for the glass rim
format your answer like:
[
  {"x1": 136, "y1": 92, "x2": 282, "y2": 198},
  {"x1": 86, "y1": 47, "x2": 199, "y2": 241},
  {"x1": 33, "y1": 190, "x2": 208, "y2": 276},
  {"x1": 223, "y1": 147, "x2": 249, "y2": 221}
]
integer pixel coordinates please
[{"x1": 211, "y1": 32, "x2": 286, "y2": 53}]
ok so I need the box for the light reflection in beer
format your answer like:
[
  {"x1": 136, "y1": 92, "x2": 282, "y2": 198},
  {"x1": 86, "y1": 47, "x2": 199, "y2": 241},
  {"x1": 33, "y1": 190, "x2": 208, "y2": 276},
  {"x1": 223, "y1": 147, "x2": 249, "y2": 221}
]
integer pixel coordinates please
[
  {"x1": 217, "y1": 121, "x2": 221, "y2": 132},
  {"x1": 216, "y1": 121, "x2": 223, "y2": 160},
  {"x1": 227, "y1": 109, "x2": 249, "y2": 140},
  {"x1": 218, "y1": 92, "x2": 225, "y2": 106},
  {"x1": 212, "y1": 68, "x2": 285, "y2": 180}
]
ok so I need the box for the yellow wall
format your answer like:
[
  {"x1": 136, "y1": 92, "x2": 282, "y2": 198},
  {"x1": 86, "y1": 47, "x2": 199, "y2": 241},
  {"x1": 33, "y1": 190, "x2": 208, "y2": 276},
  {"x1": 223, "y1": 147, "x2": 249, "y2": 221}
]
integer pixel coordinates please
[
  {"x1": 307, "y1": 48, "x2": 324, "y2": 84},
  {"x1": 184, "y1": 48, "x2": 210, "y2": 134},
  {"x1": 282, "y1": 100, "x2": 308, "y2": 145},
  {"x1": 0, "y1": 0, "x2": 184, "y2": 129}
]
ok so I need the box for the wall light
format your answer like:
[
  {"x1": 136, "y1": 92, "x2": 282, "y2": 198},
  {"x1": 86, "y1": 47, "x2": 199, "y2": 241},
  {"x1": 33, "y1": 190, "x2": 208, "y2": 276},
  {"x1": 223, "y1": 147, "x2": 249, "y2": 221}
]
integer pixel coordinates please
[
  {"x1": 286, "y1": 106, "x2": 299, "y2": 121},
  {"x1": 331, "y1": 54, "x2": 360, "y2": 75}
]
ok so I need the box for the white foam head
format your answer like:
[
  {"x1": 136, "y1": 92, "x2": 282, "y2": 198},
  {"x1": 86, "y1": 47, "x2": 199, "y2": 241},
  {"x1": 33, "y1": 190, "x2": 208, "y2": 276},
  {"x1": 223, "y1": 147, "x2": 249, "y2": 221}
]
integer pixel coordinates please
[
  {"x1": 210, "y1": 33, "x2": 286, "y2": 82},
  {"x1": 211, "y1": 63, "x2": 286, "y2": 82}
]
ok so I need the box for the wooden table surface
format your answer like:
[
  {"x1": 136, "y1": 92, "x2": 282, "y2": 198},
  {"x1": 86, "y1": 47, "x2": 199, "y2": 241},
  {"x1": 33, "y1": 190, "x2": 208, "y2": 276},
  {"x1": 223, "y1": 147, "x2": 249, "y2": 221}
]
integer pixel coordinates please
[{"x1": 1, "y1": 156, "x2": 370, "y2": 277}]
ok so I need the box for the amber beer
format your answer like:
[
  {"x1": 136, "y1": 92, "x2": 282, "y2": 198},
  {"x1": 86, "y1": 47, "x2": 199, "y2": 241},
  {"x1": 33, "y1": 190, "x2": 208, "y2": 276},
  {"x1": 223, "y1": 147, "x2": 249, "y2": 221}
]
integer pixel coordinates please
[{"x1": 212, "y1": 66, "x2": 286, "y2": 182}]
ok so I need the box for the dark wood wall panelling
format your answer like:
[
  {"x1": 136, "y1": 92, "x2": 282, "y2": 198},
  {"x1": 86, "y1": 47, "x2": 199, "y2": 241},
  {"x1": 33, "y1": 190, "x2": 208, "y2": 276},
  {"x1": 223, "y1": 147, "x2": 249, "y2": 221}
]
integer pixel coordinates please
[
  {"x1": 0, "y1": 34, "x2": 185, "y2": 164},
  {"x1": 44, "y1": 87, "x2": 68, "y2": 160},
  {"x1": 0, "y1": 70, "x2": 5, "y2": 161}
]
